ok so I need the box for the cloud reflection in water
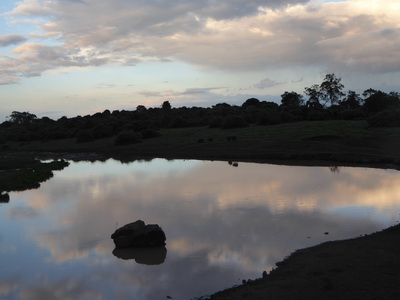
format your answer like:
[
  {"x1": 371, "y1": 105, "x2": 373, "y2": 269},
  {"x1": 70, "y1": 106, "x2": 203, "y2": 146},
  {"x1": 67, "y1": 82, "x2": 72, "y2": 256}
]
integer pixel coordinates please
[{"x1": 1, "y1": 159, "x2": 400, "y2": 299}]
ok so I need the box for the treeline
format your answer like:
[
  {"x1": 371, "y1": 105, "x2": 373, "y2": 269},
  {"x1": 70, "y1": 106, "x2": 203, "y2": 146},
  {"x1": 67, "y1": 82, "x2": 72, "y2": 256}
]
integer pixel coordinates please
[{"x1": 1, "y1": 73, "x2": 400, "y2": 146}]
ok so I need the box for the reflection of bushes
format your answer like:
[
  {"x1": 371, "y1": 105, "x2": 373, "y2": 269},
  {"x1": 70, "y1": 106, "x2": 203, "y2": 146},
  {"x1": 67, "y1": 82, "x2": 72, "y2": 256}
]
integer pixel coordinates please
[
  {"x1": 367, "y1": 109, "x2": 400, "y2": 127},
  {"x1": 114, "y1": 130, "x2": 142, "y2": 145}
]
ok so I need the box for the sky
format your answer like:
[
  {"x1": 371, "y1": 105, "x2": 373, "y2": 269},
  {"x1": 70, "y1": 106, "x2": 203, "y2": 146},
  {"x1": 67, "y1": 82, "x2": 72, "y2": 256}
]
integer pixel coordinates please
[{"x1": 0, "y1": 0, "x2": 399, "y2": 121}]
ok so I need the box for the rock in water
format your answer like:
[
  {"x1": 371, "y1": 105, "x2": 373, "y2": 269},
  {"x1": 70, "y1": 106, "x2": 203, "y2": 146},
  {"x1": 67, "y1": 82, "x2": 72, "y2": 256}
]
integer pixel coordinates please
[{"x1": 111, "y1": 220, "x2": 166, "y2": 248}]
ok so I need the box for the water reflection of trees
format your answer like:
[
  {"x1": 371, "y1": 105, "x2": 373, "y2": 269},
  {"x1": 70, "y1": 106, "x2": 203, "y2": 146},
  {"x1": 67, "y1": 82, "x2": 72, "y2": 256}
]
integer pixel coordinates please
[
  {"x1": 228, "y1": 161, "x2": 239, "y2": 167},
  {"x1": 0, "y1": 158, "x2": 69, "y2": 203},
  {"x1": 329, "y1": 166, "x2": 340, "y2": 173},
  {"x1": 0, "y1": 193, "x2": 10, "y2": 203}
]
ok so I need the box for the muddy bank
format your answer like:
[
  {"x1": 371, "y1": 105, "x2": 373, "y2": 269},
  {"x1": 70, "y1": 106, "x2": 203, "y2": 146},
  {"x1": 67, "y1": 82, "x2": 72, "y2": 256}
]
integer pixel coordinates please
[{"x1": 208, "y1": 224, "x2": 400, "y2": 300}]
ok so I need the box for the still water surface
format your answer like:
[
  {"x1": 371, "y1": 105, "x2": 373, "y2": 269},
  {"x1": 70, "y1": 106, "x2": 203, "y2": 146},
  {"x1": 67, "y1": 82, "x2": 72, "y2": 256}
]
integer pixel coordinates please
[{"x1": 1, "y1": 159, "x2": 400, "y2": 299}]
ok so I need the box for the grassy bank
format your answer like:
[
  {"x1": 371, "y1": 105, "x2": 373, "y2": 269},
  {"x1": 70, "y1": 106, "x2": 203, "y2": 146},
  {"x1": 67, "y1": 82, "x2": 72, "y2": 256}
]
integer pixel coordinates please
[
  {"x1": 2, "y1": 120, "x2": 400, "y2": 168},
  {"x1": 0, "y1": 157, "x2": 69, "y2": 198}
]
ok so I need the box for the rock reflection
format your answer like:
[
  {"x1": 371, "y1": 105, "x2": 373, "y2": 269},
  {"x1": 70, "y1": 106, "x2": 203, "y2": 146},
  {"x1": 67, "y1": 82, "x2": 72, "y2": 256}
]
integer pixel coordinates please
[{"x1": 112, "y1": 246, "x2": 167, "y2": 265}]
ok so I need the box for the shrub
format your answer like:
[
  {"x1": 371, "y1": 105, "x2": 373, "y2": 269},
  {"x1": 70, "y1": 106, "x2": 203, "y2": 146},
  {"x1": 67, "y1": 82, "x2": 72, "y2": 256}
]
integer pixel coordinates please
[
  {"x1": 256, "y1": 111, "x2": 280, "y2": 125},
  {"x1": 279, "y1": 111, "x2": 296, "y2": 123},
  {"x1": 209, "y1": 117, "x2": 223, "y2": 128},
  {"x1": 141, "y1": 129, "x2": 161, "y2": 139},
  {"x1": 114, "y1": 130, "x2": 142, "y2": 145},
  {"x1": 306, "y1": 110, "x2": 328, "y2": 121},
  {"x1": 221, "y1": 116, "x2": 247, "y2": 129},
  {"x1": 169, "y1": 117, "x2": 188, "y2": 128},
  {"x1": 92, "y1": 124, "x2": 113, "y2": 139},
  {"x1": 338, "y1": 109, "x2": 365, "y2": 120},
  {"x1": 76, "y1": 130, "x2": 95, "y2": 143},
  {"x1": 367, "y1": 109, "x2": 400, "y2": 127}
]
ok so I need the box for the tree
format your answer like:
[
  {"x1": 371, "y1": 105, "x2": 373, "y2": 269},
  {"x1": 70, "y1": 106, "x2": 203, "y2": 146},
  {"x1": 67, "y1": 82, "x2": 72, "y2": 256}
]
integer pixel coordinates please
[
  {"x1": 319, "y1": 73, "x2": 345, "y2": 106},
  {"x1": 280, "y1": 91, "x2": 304, "y2": 108},
  {"x1": 363, "y1": 89, "x2": 400, "y2": 114},
  {"x1": 340, "y1": 90, "x2": 362, "y2": 109},
  {"x1": 161, "y1": 101, "x2": 171, "y2": 110},
  {"x1": 7, "y1": 111, "x2": 37, "y2": 125},
  {"x1": 304, "y1": 84, "x2": 322, "y2": 108},
  {"x1": 136, "y1": 105, "x2": 147, "y2": 112},
  {"x1": 242, "y1": 98, "x2": 260, "y2": 108}
]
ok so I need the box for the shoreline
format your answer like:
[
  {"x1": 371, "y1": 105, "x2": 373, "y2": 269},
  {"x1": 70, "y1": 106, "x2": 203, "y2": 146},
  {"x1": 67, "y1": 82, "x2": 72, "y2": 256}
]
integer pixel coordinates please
[{"x1": 207, "y1": 223, "x2": 400, "y2": 299}]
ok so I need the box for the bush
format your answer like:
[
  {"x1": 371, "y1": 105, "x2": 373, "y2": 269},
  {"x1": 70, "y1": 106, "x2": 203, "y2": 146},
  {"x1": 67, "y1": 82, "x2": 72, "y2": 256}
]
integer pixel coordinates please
[
  {"x1": 307, "y1": 110, "x2": 328, "y2": 121},
  {"x1": 338, "y1": 109, "x2": 365, "y2": 120},
  {"x1": 221, "y1": 116, "x2": 247, "y2": 129},
  {"x1": 141, "y1": 129, "x2": 161, "y2": 139},
  {"x1": 367, "y1": 109, "x2": 400, "y2": 127},
  {"x1": 114, "y1": 130, "x2": 142, "y2": 145},
  {"x1": 279, "y1": 111, "x2": 296, "y2": 123},
  {"x1": 209, "y1": 117, "x2": 223, "y2": 128},
  {"x1": 92, "y1": 124, "x2": 113, "y2": 139},
  {"x1": 76, "y1": 130, "x2": 95, "y2": 143},
  {"x1": 169, "y1": 117, "x2": 188, "y2": 128},
  {"x1": 255, "y1": 111, "x2": 280, "y2": 125}
]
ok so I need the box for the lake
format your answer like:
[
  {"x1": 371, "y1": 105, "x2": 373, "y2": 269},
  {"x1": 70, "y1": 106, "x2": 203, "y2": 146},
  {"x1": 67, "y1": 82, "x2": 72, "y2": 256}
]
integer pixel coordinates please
[{"x1": 1, "y1": 159, "x2": 400, "y2": 300}]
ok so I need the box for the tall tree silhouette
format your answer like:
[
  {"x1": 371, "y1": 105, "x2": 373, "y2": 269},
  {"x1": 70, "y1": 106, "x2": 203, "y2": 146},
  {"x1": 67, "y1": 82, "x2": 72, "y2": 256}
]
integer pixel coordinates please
[{"x1": 319, "y1": 73, "x2": 345, "y2": 107}]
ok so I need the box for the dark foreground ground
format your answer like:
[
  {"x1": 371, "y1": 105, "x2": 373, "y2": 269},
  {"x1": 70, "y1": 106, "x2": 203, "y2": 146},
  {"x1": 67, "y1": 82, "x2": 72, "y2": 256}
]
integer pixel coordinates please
[
  {"x1": 208, "y1": 224, "x2": 400, "y2": 300},
  {"x1": 2, "y1": 121, "x2": 400, "y2": 299},
  {"x1": 4, "y1": 121, "x2": 400, "y2": 170}
]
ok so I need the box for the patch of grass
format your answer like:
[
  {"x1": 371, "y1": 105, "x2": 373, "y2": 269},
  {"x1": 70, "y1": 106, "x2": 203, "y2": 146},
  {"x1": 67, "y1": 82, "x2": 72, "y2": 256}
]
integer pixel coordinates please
[
  {"x1": 153, "y1": 120, "x2": 374, "y2": 142},
  {"x1": 0, "y1": 120, "x2": 385, "y2": 152},
  {"x1": 0, "y1": 158, "x2": 69, "y2": 193},
  {"x1": 3, "y1": 120, "x2": 400, "y2": 169}
]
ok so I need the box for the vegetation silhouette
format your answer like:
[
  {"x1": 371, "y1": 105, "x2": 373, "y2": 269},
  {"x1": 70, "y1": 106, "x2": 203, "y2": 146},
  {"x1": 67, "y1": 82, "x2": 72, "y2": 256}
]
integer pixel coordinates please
[
  {"x1": 0, "y1": 157, "x2": 69, "y2": 202},
  {"x1": 1, "y1": 74, "x2": 399, "y2": 147}
]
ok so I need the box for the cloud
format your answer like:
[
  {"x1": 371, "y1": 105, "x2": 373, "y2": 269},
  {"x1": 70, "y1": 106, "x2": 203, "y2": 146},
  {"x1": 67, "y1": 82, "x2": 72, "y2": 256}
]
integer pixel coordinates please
[
  {"x1": 0, "y1": 34, "x2": 28, "y2": 47},
  {"x1": 253, "y1": 77, "x2": 284, "y2": 89},
  {"x1": 179, "y1": 87, "x2": 226, "y2": 95},
  {"x1": 137, "y1": 90, "x2": 163, "y2": 98},
  {"x1": 2, "y1": 0, "x2": 400, "y2": 85},
  {"x1": 8, "y1": 206, "x2": 39, "y2": 219}
]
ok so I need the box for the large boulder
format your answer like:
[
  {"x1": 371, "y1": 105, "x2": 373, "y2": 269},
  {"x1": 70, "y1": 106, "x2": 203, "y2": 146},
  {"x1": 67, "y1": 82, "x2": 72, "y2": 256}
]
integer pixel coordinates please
[{"x1": 111, "y1": 220, "x2": 166, "y2": 249}]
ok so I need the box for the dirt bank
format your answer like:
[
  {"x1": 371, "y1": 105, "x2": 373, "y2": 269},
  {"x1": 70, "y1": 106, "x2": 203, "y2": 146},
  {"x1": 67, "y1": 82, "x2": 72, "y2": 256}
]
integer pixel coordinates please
[{"x1": 208, "y1": 224, "x2": 400, "y2": 300}]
